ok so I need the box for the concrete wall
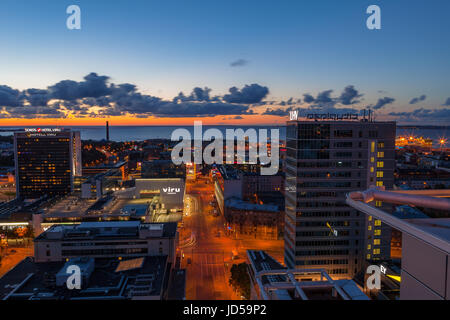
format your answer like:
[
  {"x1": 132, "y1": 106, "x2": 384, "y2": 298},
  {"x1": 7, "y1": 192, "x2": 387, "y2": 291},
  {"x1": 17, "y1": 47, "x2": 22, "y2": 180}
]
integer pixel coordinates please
[{"x1": 400, "y1": 233, "x2": 449, "y2": 300}]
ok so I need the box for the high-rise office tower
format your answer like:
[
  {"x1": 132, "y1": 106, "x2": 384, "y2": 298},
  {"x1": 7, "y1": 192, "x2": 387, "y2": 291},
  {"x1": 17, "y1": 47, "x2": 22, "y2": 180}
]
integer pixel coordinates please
[
  {"x1": 284, "y1": 115, "x2": 395, "y2": 278},
  {"x1": 14, "y1": 128, "x2": 82, "y2": 199}
]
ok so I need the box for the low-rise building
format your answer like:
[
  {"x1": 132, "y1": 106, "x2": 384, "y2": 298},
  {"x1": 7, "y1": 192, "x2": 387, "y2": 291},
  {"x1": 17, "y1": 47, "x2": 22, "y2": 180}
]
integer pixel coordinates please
[
  {"x1": 33, "y1": 221, "x2": 178, "y2": 265},
  {"x1": 0, "y1": 255, "x2": 183, "y2": 300}
]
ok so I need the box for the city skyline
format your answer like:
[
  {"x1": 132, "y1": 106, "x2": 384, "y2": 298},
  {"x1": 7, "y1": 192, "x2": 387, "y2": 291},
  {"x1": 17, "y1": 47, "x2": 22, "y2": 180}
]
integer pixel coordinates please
[{"x1": 0, "y1": 0, "x2": 449, "y2": 126}]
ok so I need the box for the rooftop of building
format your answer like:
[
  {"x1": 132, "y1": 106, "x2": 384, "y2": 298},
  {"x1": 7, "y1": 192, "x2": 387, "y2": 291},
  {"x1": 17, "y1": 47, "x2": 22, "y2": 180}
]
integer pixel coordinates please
[
  {"x1": 405, "y1": 218, "x2": 450, "y2": 243},
  {"x1": 225, "y1": 198, "x2": 279, "y2": 213},
  {"x1": 247, "y1": 250, "x2": 285, "y2": 273},
  {"x1": 167, "y1": 269, "x2": 186, "y2": 300},
  {"x1": 215, "y1": 165, "x2": 240, "y2": 180},
  {"x1": 393, "y1": 205, "x2": 429, "y2": 219},
  {"x1": 247, "y1": 250, "x2": 369, "y2": 301},
  {"x1": 287, "y1": 118, "x2": 396, "y2": 125},
  {"x1": 0, "y1": 255, "x2": 169, "y2": 300},
  {"x1": 34, "y1": 220, "x2": 177, "y2": 241}
]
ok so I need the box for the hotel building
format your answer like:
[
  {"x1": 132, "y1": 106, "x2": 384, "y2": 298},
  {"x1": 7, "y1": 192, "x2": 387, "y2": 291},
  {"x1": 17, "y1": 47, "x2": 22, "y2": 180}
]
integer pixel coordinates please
[
  {"x1": 14, "y1": 128, "x2": 82, "y2": 199},
  {"x1": 284, "y1": 116, "x2": 395, "y2": 278}
]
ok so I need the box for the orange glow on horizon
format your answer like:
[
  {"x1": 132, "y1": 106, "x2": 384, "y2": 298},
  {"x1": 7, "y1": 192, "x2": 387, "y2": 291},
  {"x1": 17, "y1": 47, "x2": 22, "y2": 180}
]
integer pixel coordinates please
[{"x1": 0, "y1": 114, "x2": 287, "y2": 127}]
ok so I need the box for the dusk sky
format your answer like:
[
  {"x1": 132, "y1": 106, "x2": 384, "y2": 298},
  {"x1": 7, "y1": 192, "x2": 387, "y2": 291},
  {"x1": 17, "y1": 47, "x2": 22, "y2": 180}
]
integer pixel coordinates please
[{"x1": 0, "y1": 0, "x2": 449, "y2": 125}]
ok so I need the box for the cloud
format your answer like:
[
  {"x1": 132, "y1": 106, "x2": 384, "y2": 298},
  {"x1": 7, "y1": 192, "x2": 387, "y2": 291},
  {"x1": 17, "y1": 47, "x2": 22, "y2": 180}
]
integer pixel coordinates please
[
  {"x1": 388, "y1": 108, "x2": 450, "y2": 122},
  {"x1": 301, "y1": 86, "x2": 363, "y2": 107},
  {"x1": 370, "y1": 97, "x2": 395, "y2": 110},
  {"x1": 49, "y1": 73, "x2": 112, "y2": 100},
  {"x1": 173, "y1": 87, "x2": 215, "y2": 102},
  {"x1": 230, "y1": 59, "x2": 249, "y2": 67},
  {"x1": 338, "y1": 85, "x2": 363, "y2": 105},
  {"x1": 262, "y1": 107, "x2": 294, "y2": 116},
  {"x1": 409, "y1": 94, "x2": 427, "y2": 104},
  {"x1": 23, "y1": 89, "x2": 51, "y2": 107},
  {"x1": 0, "y1": 85, "x2": 22, "y2": 107},
  {"x1": 222, "y1": 84, "x2": 269, "y2": 104},
  {"x1": 303, "y1": 93, "x2": 315, "y2": 103},
  {"x1": 0, "y1": 73, "x2": 263, "y2": 119}
]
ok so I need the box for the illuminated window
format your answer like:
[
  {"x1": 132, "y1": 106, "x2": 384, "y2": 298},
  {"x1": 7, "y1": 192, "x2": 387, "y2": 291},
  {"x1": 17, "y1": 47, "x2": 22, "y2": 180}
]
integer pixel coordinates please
[
  {"x1": 370, "y1": 167, "x2": 374, "y2": 173},
  {"x1": 375, "y1": 201, "x2": 382, "y2": 207},
  {"x1": 368, "y1": 216, "x2": 372, "y2": 221},
  {"x1": 376, "y1": 171, "x2": 384, "y2": 178},
  {"x1": 374, "y1": 220, "x2": 381, "y2": 226},
  {"x1": 368, "y1": 225, "x2": 372, "y2": 231},
  {"x1": 377, "y1": 151, "x2": 384, "y2": 158},
  {"x1": 373, "y1": 249, "x2": 380, "y2": 254},
  {"x1": 370, "y1": 157, "x2": 375, "y2": 163},
  {"x1": 376, "y1": 181, "x2": 383, "y2": 187},
  {"x1": 371, "y1": 142, "x2": 375, "y2": 152},
  {"x1": 367, "y1": 244, "x2": 371, "y2": 250},
  {"x1": 374, "y1": 229, "x2": 381, "y2": 236},
  {"x1": 378, "y1": 142, "x2": 384, "y2": 148},
  {"x1": 374, "y1": 239, "x2": 381, "y2": 245},
  {"x1": 377, "y1": 161, "x2": 384, "y2": 168},
  {"x1": 367, "y1": 254, "x2": 371, "y2": 259}
]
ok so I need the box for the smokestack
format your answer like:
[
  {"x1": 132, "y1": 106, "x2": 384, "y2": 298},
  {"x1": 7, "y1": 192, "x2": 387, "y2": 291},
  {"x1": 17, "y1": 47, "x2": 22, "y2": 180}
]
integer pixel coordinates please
[{"x1": 106, "y1": 121, "x2": 110, "y2": 141}]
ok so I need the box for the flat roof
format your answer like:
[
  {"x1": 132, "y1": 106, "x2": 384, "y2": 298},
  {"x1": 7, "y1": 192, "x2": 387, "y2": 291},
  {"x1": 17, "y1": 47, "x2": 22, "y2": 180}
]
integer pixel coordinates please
[
  {"x1": 0, "y1": 256, "x2": 168, "y2": 300},
  {"x1": 226, "y1": 198, "x2": 279, "y2": 213},
  {"x1": 35, "y1": 221, "x2": 177, "y2": 241},
  {"x1": 405, "y1": 218, "x2": 450, "y2": 243}
]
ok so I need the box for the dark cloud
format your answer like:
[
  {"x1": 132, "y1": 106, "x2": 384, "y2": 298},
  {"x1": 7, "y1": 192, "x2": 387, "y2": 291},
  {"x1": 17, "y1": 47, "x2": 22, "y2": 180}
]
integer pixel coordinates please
[
  {"x1": 173, "y1": 87, "x2": 214, "y2": 102},
  {"x1": 223, "y1": 84, "x2": 269, "y2": 104},
  {"x1": 302, "y1": 86, "x2": 362, "y2": 107},
  {"x1": 230, "y1": 59, "x2": 249, "y2": 67},
  {"x1": 0, "y1": 85, "x2": 22, "y2": 107},
  {"x1": 338, "y1": 85, "x2": 362, "y2": 105},
  {"x1": 262, "y1": 107, "x2": 294, "y2": 116},
  {"x1": 388, "y1": 108, "x2": 450, "y2": 122},
  {"x1": 4, "y1": 106, "x2": 65, "y2": 119},
  {"x1": 409, "y1": 94, "x2": 426, "y2": 104},
  {"x1": 370, "y1": 97, "x2": 395, "y2": 110},
  {"x1": 23, "y1": 89, "x2": 51, "y2": 107},
  {"x1": 315, "y1": 90, "x2": 333, "y2": 104},
  {"x1": 0, "y1": 74, "x2": 266, "y2": 118},
  {"x1": 279, "y1": 98, "x2": 299, "y2": 106},
  {"x1": 48, "y1": 73, "x2": 112, "y2": 100},
  {"x1": 303, "y1": 94, "x2": 315, "y2": 103}
]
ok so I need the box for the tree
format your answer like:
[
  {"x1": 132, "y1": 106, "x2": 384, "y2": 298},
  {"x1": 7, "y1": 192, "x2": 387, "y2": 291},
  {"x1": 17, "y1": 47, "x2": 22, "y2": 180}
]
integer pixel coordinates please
[{"x1": 229, "y1": 263, "x2": 251, "y2": 299}]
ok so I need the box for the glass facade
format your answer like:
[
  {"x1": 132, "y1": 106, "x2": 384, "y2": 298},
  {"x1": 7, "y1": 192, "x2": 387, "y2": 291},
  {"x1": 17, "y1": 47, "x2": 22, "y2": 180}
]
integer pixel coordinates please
[{"x1": 14, "y1": 130, "x2": 81, "y2": 199}]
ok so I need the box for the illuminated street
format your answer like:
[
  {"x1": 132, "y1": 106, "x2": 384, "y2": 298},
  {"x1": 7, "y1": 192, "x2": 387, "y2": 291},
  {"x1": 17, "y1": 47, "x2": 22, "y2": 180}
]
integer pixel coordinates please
[
  {"x1": 0, "y1": 246, "x2": 33, "y2": 278},
  {"x1": 181, "y1": 175, "x2": 284, "y2": 300}
]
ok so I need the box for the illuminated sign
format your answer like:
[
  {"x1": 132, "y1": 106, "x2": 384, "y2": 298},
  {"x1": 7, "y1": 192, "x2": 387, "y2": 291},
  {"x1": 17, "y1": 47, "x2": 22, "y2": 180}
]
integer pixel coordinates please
[
  {"x1": 289, "y1": 110, "x2": 298, "y2": 120},
  {"x1": 25, "y1": 128, "x2": 62, "y2": 133},
  {"x1": 307, "y1": 113, "x2": 358, "y2": 120},
  {"x1": 163, "y1": 187, "x2": 181, "y2": 195},
  {"x1": 288, "y1": 110, "x2": 359, "y2": 121}
]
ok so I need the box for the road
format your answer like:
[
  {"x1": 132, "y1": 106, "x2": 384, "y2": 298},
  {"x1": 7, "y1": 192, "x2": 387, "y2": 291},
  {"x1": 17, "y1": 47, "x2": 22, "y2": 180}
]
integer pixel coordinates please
[
  {"x1": 181, "y1": 176, "x2": 284, "y2": 300},
  {"x1": 0, "y1": 245, "x2": 33, "y2": 278}
]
